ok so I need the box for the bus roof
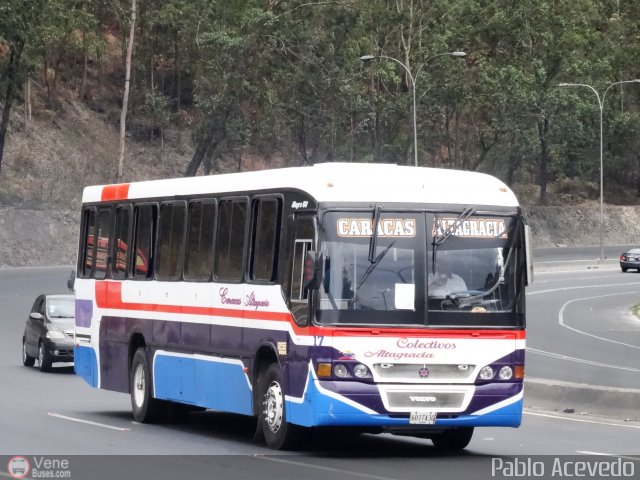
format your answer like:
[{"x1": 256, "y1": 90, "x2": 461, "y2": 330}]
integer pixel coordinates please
[{"x1": 82, "y1": 163, "x2": 519, "y2": 207}]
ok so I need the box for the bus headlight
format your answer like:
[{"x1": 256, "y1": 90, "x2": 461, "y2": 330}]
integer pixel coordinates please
[
  {"x1": 478, "y1": 365, "x2": 494, "y2": 380},
  {"x1": 333, "y1": 364, "x2": 350, "y2": 378},
  {"x1": 498, "y1": 366, "x2": 513, "y2": 380},
  {"x1": 353, "y1": 363, "x2": 369, "y2": 378}
]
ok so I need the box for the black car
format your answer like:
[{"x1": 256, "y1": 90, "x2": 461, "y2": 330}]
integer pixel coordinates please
[
  {"x1": 22, "y1": 294, "x2": 75, "y2": 371},
  {"x1": 619, "y1": 248, "x2": 640, "y2": 272}
]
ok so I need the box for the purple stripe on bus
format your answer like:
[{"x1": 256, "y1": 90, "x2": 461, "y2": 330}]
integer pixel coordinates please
[
  {"x1": 321, "y1": 380, "x2": 388, "y2": 413},
  {"x1": 96, "y1": 314, "x2": 523, "y2": 415},
  {"x1": 75, "y1": 299, "x2": 93, "y2": 328},
  {"x1": 466, "y1": 382, "x2": 523, "y2": 413},
  {"x1": 513, "y1": 347, "x2": 525, "y2": 364}
]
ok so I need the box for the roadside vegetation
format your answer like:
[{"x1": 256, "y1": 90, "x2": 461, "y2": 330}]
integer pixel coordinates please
[{"x1": 3, "y1": 1, "x2": 640, "y2": 209}]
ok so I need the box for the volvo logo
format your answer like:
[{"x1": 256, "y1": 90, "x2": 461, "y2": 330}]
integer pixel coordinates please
[
  {"x1": 418, "y1": 367, "x2": 429, "y2": 378},
  {"x1": 409, "y1": 396, "x2": 437, "y2": 402}
]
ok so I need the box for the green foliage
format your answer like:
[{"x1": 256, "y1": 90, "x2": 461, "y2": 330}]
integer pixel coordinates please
[{"x1": 5, "y1": 0, "x2": 640, "y2": 202}]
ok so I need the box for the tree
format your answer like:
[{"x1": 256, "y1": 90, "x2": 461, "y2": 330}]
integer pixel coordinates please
[
  {"x1": 117, "y1": 0, "x2": 137, "y2": 181},
  {"x1": 0, "y1": 0, "x2": 45, "y2": 172}
]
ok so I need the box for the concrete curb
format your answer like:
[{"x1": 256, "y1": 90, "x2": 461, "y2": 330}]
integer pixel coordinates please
[
  {"x1": 534, "y1": 260, "x2": 619, "y2": 273},
  {"x1": 524, "y1": 377, "x2": 640, "y2": 421}
]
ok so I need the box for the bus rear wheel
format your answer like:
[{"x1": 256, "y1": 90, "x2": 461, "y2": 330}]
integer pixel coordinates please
[
  {"x1": 431, "y1": 427, "x2": 474, "y2": 451},
  {"x1": 258, "y1": 363, "x2": 302, "y2": 450},
  {"x1": 130, "y1": 347, "x2": 164, "y2": 423}
]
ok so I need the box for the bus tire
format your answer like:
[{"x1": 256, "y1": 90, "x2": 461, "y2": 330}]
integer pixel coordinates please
[
  {"x1": 258, "y1": 363, "x2": 301, "y2": 450},
  {"x1": 431, "y1": 427, "x2": 474, "y2": 451},
  {"x1": 130, "y1": 347, "x2": 163, "y2": 423},
  {"x1": 38, "y1": 341, "x2": 52, "y2": 372}
]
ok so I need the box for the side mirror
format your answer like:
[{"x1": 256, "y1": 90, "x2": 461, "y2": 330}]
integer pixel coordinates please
[
  {"x1": 67, "y1": 270, "x2": 76, "y2": 292},
  {"x1": 303, "y1": 251, "x2": 323, "y2": 290},
  {"x1": 30, "y1": 312, "x2": 44, "y2": 321}
]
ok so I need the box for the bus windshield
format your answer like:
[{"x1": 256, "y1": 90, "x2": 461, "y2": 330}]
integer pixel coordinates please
[
  {"x1": 428, "y1": 215, "x2": 519, "y2": 313},
  {"x1": 317, "y1": 211, "x2": 425, "y2": 325},
  {"x1": 316, "y1": 210, "x2": 524, "y2": 327}
]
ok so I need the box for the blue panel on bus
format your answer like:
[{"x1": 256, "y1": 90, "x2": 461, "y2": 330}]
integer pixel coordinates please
[
  {"x1": 286, "y1": 371, "x2": 523, "y2": 428},
  {"x1": 153, "y1": 353, "x2": 252, "y2": 415},
  {"x1": 286, "y1": 371, "x2": 409, "y2": 427},
  {"x1": 435, "y1": 398, "x2": 523, "y2": 427},
  {"x1": 74, "y1": 345, "x2": 98, "y2": 388}
]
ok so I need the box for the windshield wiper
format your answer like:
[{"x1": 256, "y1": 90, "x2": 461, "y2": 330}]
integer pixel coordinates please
[
  {"x1": 368, "y1": 205, "x2": 382, "y2": 263},
  {"x1": 357, "y1": 240, "x2": 396, "y2": 289},
  {"x1": 431, "y1": 207, "x2": 476, "y2": 274}
]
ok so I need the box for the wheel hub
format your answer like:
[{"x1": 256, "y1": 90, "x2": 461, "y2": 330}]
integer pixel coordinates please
[
  {"x1": 263, "y1": 381, "x2": 283, "y2": 433},
  {"x1": 133, "y1": 364, "x2": 145, "y2": 407}
]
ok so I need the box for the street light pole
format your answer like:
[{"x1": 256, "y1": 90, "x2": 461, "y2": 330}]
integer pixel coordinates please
[
  {"x1": 360, "y1": 51, "x2": 466, "y2": 167},
  {"x1": 558, "y1": 80, "x2": 640, "y2": 263}
]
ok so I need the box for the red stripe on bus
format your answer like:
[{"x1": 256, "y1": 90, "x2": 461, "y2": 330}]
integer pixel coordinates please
[
  {"x1": 95, "y1": 282, "x2": 292, "y2": 321},
  {"x1": 94, "y1": 281, "x2": 525, "y2": 340},
  {"x1": 101, "y1": 184, "x2": 130, "y2": 202}
]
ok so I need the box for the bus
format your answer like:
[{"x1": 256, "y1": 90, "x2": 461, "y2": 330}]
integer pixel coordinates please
[{"x1": 73, "y1": 162, "x2": 532, "y2": 450}]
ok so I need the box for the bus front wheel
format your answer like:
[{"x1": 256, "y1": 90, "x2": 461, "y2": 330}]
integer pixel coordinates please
[
  {"x1": 258, "y1": 363, "x2": 301, "y2": 450},
  {"x1": 130, "y1": 347, "x2": 163, "y2": 423},
  {"x1": 431, "y1": 427, "x2": 474, "y2": 451}
]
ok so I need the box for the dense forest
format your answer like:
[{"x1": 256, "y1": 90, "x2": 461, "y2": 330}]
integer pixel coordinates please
[{"x1": 3, "y1": 0, "x2": 640, "y2": 205}]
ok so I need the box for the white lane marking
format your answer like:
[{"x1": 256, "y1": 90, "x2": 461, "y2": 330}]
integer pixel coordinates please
[
  {"x1": 527, "y1": 348, "x2": 640, "y2": 372},
  {"x1": 524, "y1": 411, "x2": 640, "y2": 429},
  {"x1": 558, "y1": 292, "x2": 640, "y2": 350},
  {"x1": 536, "y1": 259, "x2": 612, "y2": 264},
  {"x1": 255, "y1": 455, "x2": 400, "y2": 480},
  {"x1": 48, "y1": 412, "x2": 131, "y2": 431},
  {"x1": 577, "y1": 451, "x2": 640, "y2": 462},
  {"x1": 528, "y1": 281, "x2": 640, "y2": 296}
]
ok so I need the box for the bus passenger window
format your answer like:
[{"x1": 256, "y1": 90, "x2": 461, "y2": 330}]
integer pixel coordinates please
[
  {"x1": 132, "y1": 205, "x2": 156, "y2": 279},
  {"x1": 157, "y1": 202, "x2": 187, "y2": 280},
  {"x1": 185, "y1": 201, "x2": 216, "y2": 280},
  {"x1": 215, "y1": 199, "x2": 248, "y2": 281},
  {"x1": 94, "y1": 208, "x2": 113, "y2": 279},
  {"x1": 80, "y1": 208, "x2": 96, "y2": 278},
  {"x1": 291, "y1": 217, "x2": 314, "y2": 302},
  {"x1": 112, "y1": 206, "x2": 131, "y2": 280},
  {"x1": 250, "y1": 198, "x2": 281, "y2": 282}
]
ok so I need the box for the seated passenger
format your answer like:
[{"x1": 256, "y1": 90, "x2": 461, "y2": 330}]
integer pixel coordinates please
[{"x1": 428, "y1": 265, "x2": 468, "y2": 298}]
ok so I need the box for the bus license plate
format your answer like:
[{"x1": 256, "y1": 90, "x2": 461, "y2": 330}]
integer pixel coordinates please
[{"x1": 409, "y1": 411, "x2": 437, "y2": 425}]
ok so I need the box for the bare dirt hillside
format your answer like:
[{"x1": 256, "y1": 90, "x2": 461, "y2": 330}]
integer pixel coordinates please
[
  {"x1": 2, "y1": 85, "x2": 640, "y2": 267},
  {"x1": 2, "y1": 203, "x2": 640, "y2": 268}
]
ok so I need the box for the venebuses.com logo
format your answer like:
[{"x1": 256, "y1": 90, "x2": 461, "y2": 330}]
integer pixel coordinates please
[
  {"x1": 6, "y1": 456, "x2": 72, "y2": 479},
  {"x1": 7, "y1": 456, "x2": 30, "y2": 479}
]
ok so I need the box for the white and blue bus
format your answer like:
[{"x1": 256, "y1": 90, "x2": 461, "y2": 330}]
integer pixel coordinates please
[{"x1": 73, "y1": 163, "x2": 532, "y2": 450}]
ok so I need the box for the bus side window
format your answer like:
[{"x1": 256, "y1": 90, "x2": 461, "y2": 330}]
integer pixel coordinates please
[
  {"x1": 156, "y1": 202, "x2": 187, "y2": 281},
  {"x1": 184, "y1": 200, "x2": 216, "y2": 281},
  {"x1": 290, "y1": 216, "x2": 315, "y2": 325},
  {"x1": 111, "y1": 205, "x2": 132, "y2": 280},
  {"x1": 132, "y1": 204, "x2": 157, "y2": 279},
  {"x1": 94, "y1": 207, "x2": 113, "y2": 280},
  {"x1": 214, "y1": 199, "x2": 248, "y2": 281},
  {"x1": 250, "y1": 198, "x2": 282, "y2": 282},
  {"x1": 80, "y1": 208, "x2": 96, "y2": 278}
]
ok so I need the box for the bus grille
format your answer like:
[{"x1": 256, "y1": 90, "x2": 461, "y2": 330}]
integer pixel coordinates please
[
  {"x1": 372, "y1": 363, "x2": 476, "y2": 381},
  {"x1": 385, "y1": 391, "x2": 466, "y2": 410}
]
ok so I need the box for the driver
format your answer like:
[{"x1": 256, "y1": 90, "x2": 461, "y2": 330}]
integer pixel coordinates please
[{"x1": 428, "y1": 263, "x2": 468, "y2": 298}]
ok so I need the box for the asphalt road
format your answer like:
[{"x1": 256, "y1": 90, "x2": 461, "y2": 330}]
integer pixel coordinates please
[
  {"x1": 526, "y1": 267, "x2": 640, "y2": 388},
  {"x1": 1, "y1": 266, "x2": 639, "y2": 480}
]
